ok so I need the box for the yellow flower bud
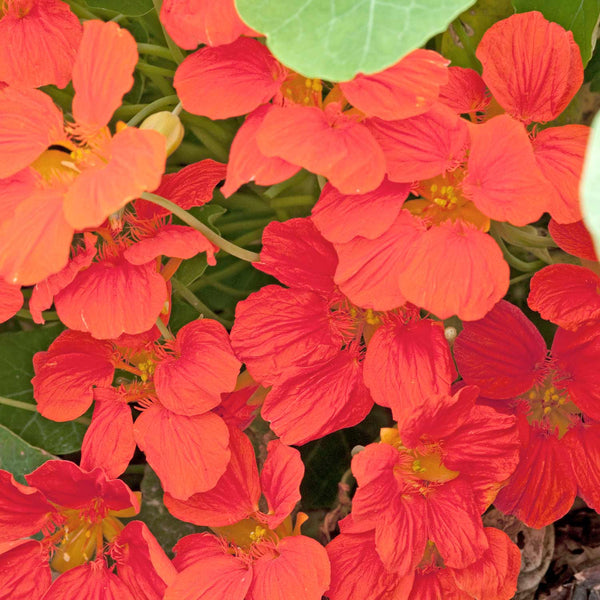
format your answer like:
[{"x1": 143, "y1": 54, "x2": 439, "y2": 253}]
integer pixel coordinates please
[{"x1": 139, "y1": 111, "x2": 184, "y2": 156}]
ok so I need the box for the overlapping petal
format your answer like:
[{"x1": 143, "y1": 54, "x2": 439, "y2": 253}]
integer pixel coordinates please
[
  {"x1": 339, "y1": 49, "x2": 449, "y2": 120},
  {"x1": 174, "y1": 37, "x2": 286, "y2": 119},
  {"x1": 257, "y1": 103, "x2": 385, "y2": 194}
]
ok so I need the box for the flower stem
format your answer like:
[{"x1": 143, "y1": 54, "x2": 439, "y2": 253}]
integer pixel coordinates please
[
  {"x1": 151, "y1": 0, "x2": 186, "y2": 64},
  {"x1": 171, "y1": 278, "x2": 232, "y2": 326},
  {"x1": 0, "y1": 396, "x2": 90, "y2": 426},
  {"x1": 155, "y1": 317, "x2": 175, "y2": 340},
  {"x1": 141, "y1": 192, "x2": 261, "y2": 262},
  {"x1": 137, "y1": 43, "x2": 176, "y2": 61},
  {"x1": 126, "y1": 95, "x2": 179, "y2": 127}
]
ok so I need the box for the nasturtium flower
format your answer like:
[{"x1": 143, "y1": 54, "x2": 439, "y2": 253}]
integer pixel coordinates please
[
  {"x1": 163, "y1": 428, "x2": 331, "y2": 600},
  {"x1": 548, "y1": 218, "x2": 598, "y2": 261},
  {"x1": 26, "y1": 160, "x2": 225, "y2": 339},
  {"x1": 0, "y1": 0, "x2": 82, "y2": 88},
  {"x1": 455, "y1": 300, "x2": 600, "y2": 528},
  {"x1": 0, "y1": 460, "x2": 150, "y2": 598},
  {"x1": 314, "y1": 178, "x2": 509, "y2": 321},
  {"x1": 32, "y1": 319, "x2": 241, "y2": 499},
  {"x1": 349, "y1": 387, "x2": 519, "y2": 575},
  {"x1": 0, "y1": 20, "x2": 166, "y2": 286},
  {"x1": 175, "y1": 36, "x2": 448, "y2": 194},
  {"x1": 326, "y1": 518, "x2": 520, "y2": 600},
  {"x1": 231, "y1": 217, "x2": 455, "y2": 442},
  {"x1": 0, "y1": 278, "x2": 22, "y2": 322}
]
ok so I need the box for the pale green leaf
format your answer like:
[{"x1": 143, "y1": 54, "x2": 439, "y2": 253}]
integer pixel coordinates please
[
  {"x1": 581, "y1": 111, "x2": 600, "y2": 256},
  {"x1": 235, "y1": 0, "x2": 477, "y2": 81}
]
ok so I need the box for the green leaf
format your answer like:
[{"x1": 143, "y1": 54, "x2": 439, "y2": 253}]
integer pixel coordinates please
[
  {"x1": 136, "y1": 465, "x2": 205, "y2": 556},
  {"x1": 235, "y1": 0, "x2": 477, "y2": 81},
  {"x1": 440, "y1": 0, "x2": 514, "y2": 69},
  {"x1": 0, "y1": 325, "x2": 86, "y2": 455},
  {"x1": 0, "y1": 424, "x2": 57, "y2": 483},
  {"x1": 512, "y1": 0, "x2": 600, "y2": 65},
  {"x1": 581, "y1": 111, "x2": 600, "y2": 257},
  {"x1": 85, "y1": 0, "x2": 153, "y2": 16}
]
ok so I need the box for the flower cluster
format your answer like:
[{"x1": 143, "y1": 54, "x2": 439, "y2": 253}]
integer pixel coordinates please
[{"x1": 0, "y1": 0, "x2": 598, "y2": 599}]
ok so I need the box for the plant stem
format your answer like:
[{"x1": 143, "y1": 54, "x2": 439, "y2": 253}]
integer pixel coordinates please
[
  {"x1": 155, "y1": 317, "x2": 174, "y2": 340},
  {"x1": 0, "y1": 396, "x2": 90, "y2": 426},
  {"x1": 151, "y1": 0, "x2": 186, "y2": 64},
  {"x1": 137, "y1": 43, "x2": 176, "y2": 61},
  {"x1": 16, "y1": 309, "x2": 59, "y2": 321},
  {"x1": 126, "y1": 95, "x2": 179, "y2": 126},
  {"x1": 136, "y1": 62, "x2": 176, "y2": 79},
  {"x1": 141, "y1": 192, "x2": 260, "y2": 262},
  {"x1": 171, "y1": 278, "x2": 231, "y2": 326}
]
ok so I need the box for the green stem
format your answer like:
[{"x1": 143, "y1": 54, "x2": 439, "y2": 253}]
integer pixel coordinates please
[
  {"x1": 141, "y1": 193, "x2": 260, "y2": 262},
  {"x1": 492, "y1": 222, "x2": 557, "y2": 249},
  {"x1": 171, "y1": 278, "x2": 231, "y2": 325},
  {"x1": 136, "y1": 61, "x2": 176, "y2": 78},
  {"x1": 509, "y1": 272, "x2": 534, "y2": 285},
  {"x1": 155, "y1": 317, "x2": 174, "y2": 340},
  {"x1": 126, "y1": 95, "x2": 179, "y2": 127},
  {"x1": 137, "y1": 43, "x2": 176, "y2": 61},
  {"x1": 151, "y1": 0, "x2": 186, "y2": 64},
  {"x1": 451, "y1": 18, "x2": 481, "y2": 72},
  {"x1": 0, "y1": 396, "x2": 90, "y2": 426}
]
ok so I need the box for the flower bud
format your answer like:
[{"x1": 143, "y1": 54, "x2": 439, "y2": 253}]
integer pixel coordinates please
[{"x1": 139, "y1": 111, "x2": 184, "y2": 156}]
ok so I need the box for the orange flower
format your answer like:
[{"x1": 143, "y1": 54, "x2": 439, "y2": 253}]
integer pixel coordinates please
[{"x1": 0, "y1": 20, "x2": 166, "y2": 285}]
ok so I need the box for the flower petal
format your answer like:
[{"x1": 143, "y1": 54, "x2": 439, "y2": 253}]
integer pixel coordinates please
[
  {"x1": 363, "y1": 314, "x2": 455, "y2": 421},
  {"x1": 154, "y1": 319, "x2": 240, "y2": 416},
  {"x1": 80, "y1": 388, "x2": 135, "y2": 479},
  {"x1": 134, "y1": 405, "x2": 230, "y2": 499},
  {"x1": 72, "y1": 20, "x2": 138, "y2": 130},
  {"x1": 174, "y1": 37, "x2": 286, "y2": 119},
  {"x1": 164, "y1": 427, "x2": 260, "y2": 527},
  {"x1": 398, "y1": 220, "x2": 509, "y2": 321},
  {"x1": 312, "y1": 179, "x2": 410, "y2": 244},
  {"x1": 339, "y1": 49, "x2": 449, "y2": 120},
  {"x1": 32, "y1": 330, "x2": 115, "y2": 422},
  {"x1": 263, "y1": 350, "x2": 373, "y2": 445},
  {"x1": 477, "y1": 11, "x2": 583, "y2": 124},
  {"x1": 0, "y1": 280, "x2": 23, "y2": 323},
  {"x1": 257, "y1": 103, "x2": 385, "y2": 194},
  {"x1": 366, "y1": 103, "x2": 469, "y2": 182},
  {"x1": 462, "y1": 115, "x2": 551, "y2": 225},
  {"x1": 0, "y1": 0, "x2": 81, "y2": 89},
  {"x1": 63, "y1": 127, "x2": 166, "y2": 230},
  {"x1": 0, "y1": 87, "x2": 64, "y2": 178},
  {"x1": 221, "y1": 105, "x2": 301, "y2": 197},
  {"x1": 54, "y1": 254, "x2": 168, "y2": 340},
  {"x1": 454, "y1": 300, "x2": 547, "y2": 399}
]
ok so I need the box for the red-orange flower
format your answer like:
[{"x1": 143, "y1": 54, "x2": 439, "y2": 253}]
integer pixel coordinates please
[{"x1": 0, "y1": 20, "x2": 166, "y2": 286}]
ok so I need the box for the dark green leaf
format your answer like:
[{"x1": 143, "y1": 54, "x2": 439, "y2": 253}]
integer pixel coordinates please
[
  {"x1": 85, "y1": 0, "x2": 153, "y2": 16},
  {"x1": 137, "y1": 465, "x2": 205, "y2": 556},
  {"x1": 512, "y1": 0, "x2": 600, "y2": 65},
  {"x1": 0, "y1": 325, "x2": 86, "y2": 455},
  {"x1": 235, "y1": 0, "x2": 477, "y2": 81},
  {"x1": 440, "y1": 0, "x2": 514, "y2": 69},
  {"x1": 0, "y1": 424, "x2": 57, "y2": 483}
]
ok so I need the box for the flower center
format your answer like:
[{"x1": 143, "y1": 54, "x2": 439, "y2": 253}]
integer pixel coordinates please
[{"x1": 524, "y1": 377, "x2": 579, "y2": 438}]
